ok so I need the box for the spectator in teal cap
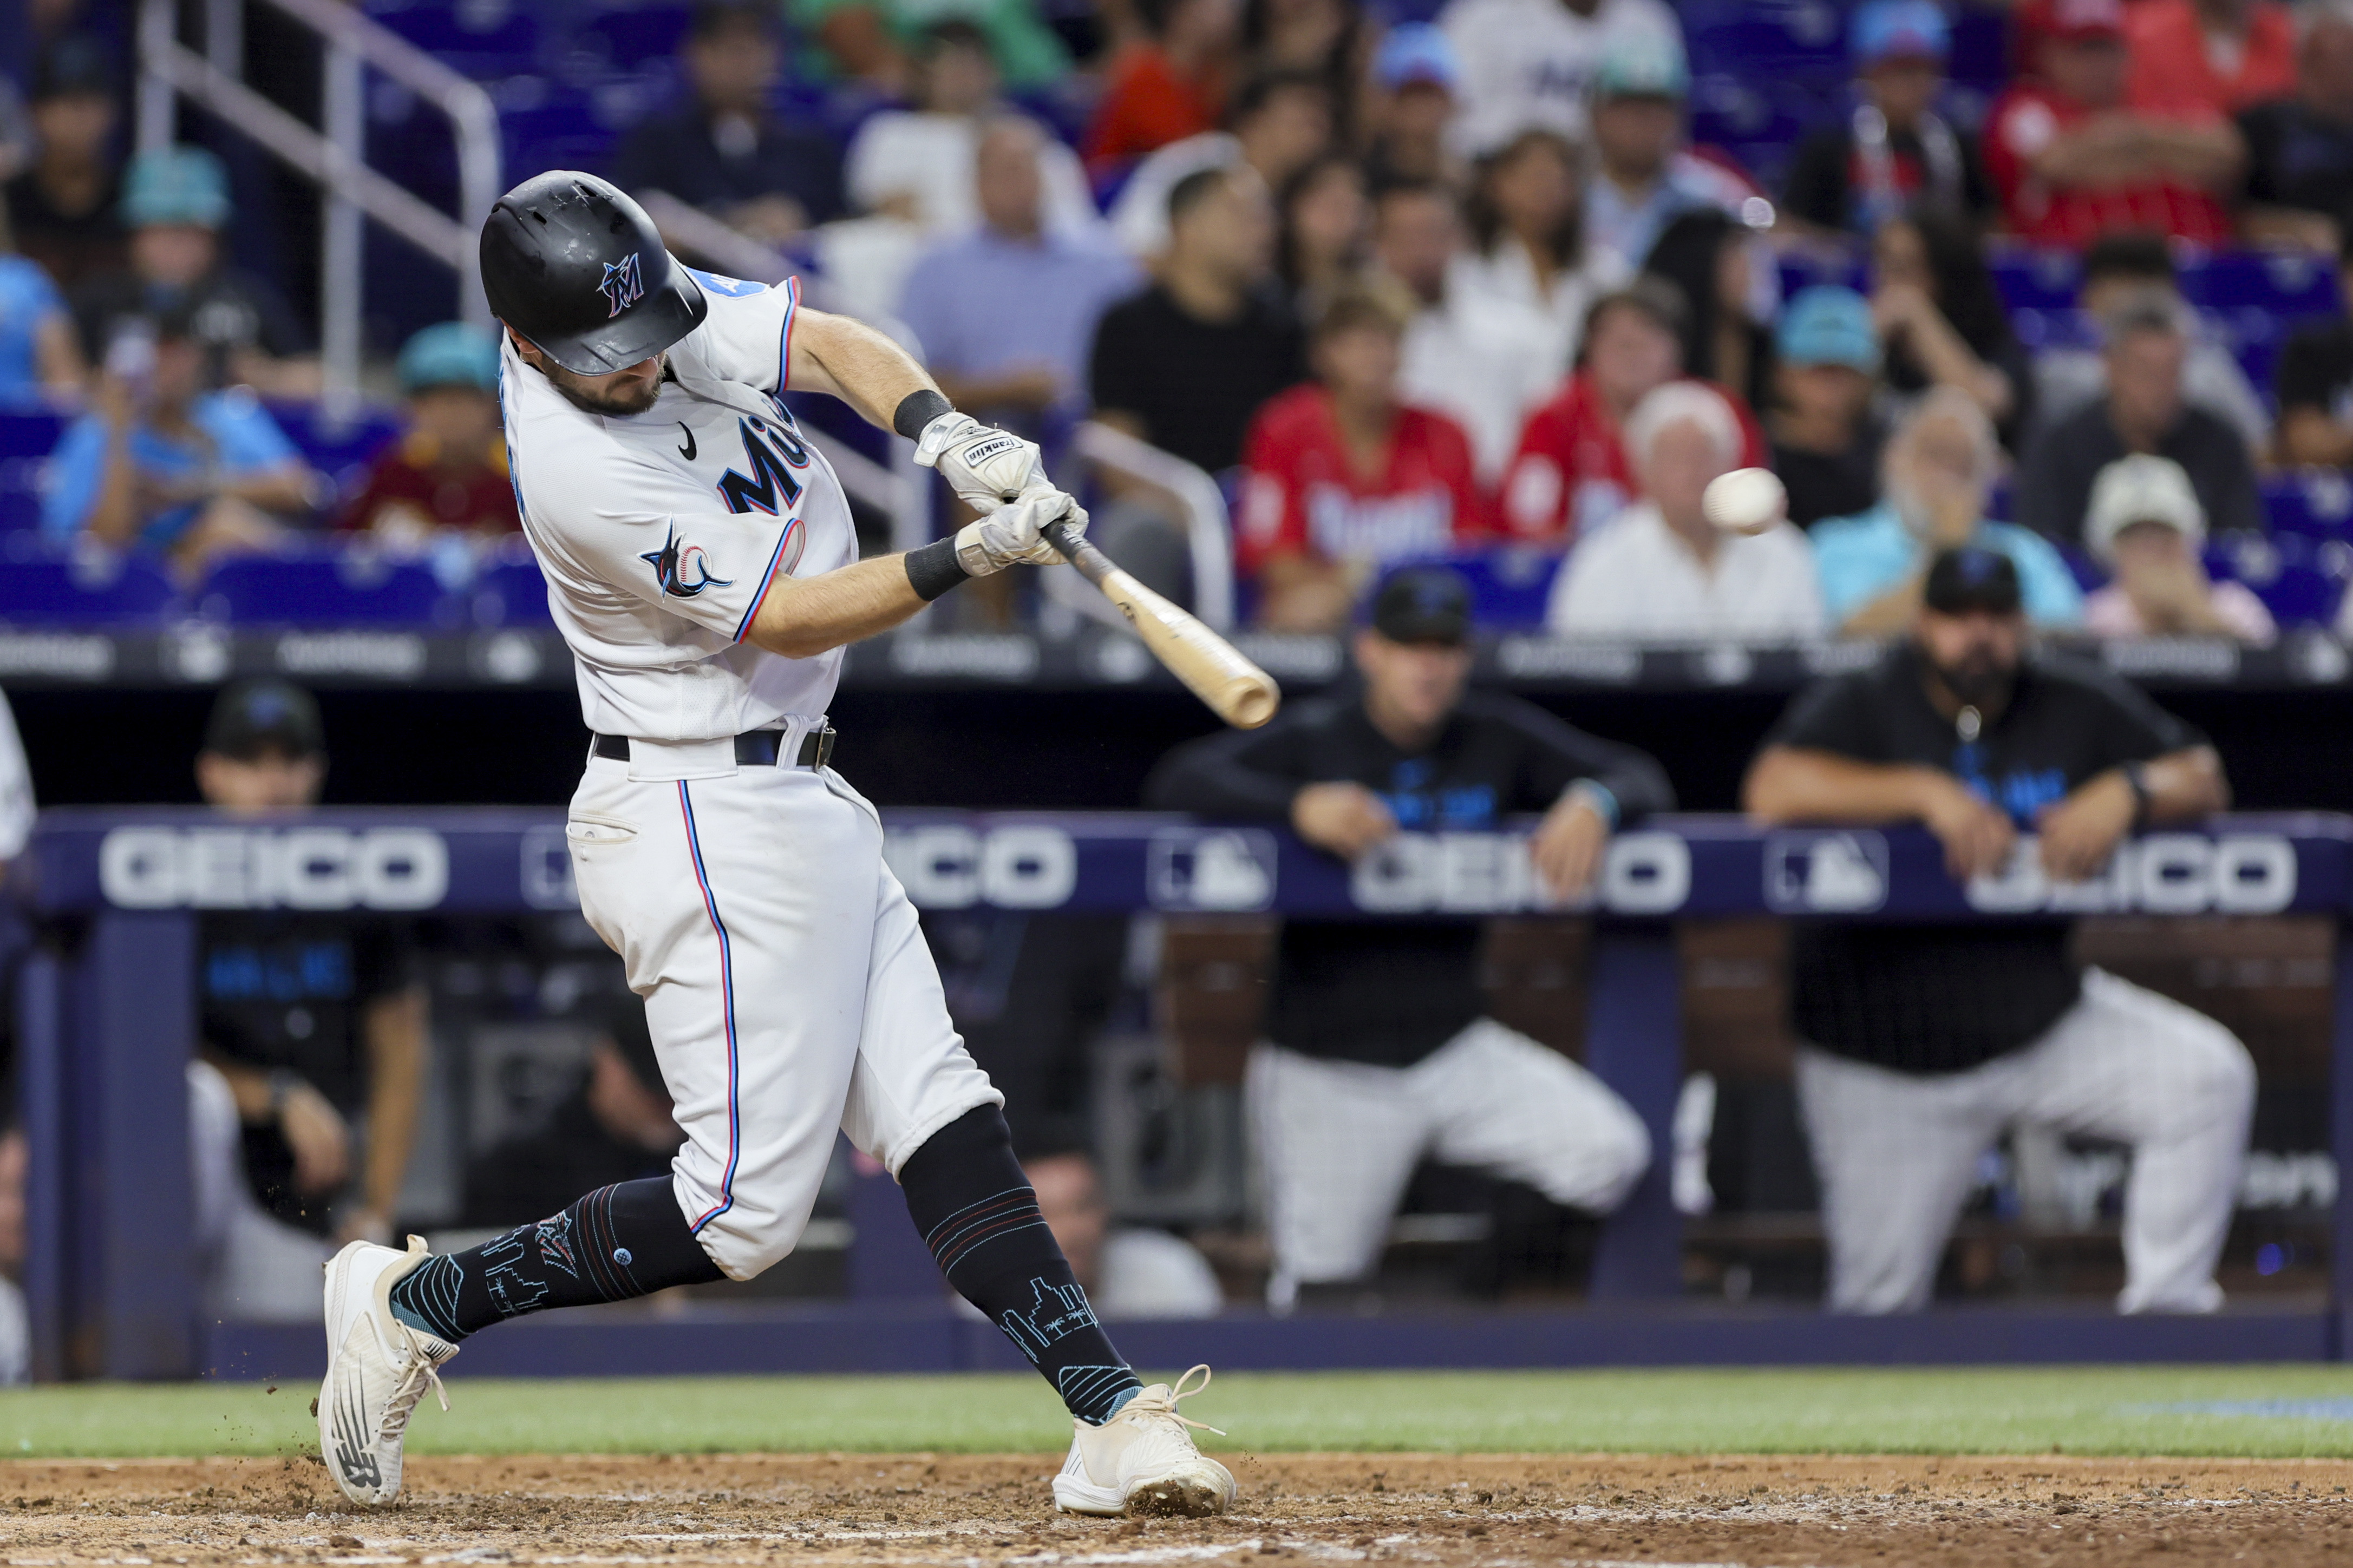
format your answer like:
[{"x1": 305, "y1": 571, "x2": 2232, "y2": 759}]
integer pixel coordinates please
[
  {"x1": 336, "y1": 323, "x2": 518, "y2": 542},
  {"x1": 1769, "y1": 285, "x2": 1891, "y2": 528},
  {"x1": 68, "y1": 146, "x2": 318, "y2": 401},
  {"x1": 1582, "y1": 31, "x2": 1759, "y2": 275},
  {"x1": 1781, "y1": 0, "x2": 1995, "y2": 234}
]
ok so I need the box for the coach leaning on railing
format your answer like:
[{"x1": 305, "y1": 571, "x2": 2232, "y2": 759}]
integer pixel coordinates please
[{"x1": 1743, "y1": 544, "x2": 2252, "y2": 1318}]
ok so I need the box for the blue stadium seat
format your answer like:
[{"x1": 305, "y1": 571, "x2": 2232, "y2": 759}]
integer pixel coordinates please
[
  {"x1": 2209, "y1": 533, "x2": 2345, "y2": 627},
  {"x1": 0, "y1": 550, "x2": 180, "y2": 624},
  {"x1": 265, "y1": 404, "x2": 405, "y2": 496},
  {"x1": 473, "y1": 553, "x2": 555, "y2": 626},
  {"x1": 2265, "y1": 472, "x2": 2353, "y2": 539},
  {"x1": 198, "y1": 551, "x2": 454, "y2": 626},
  {"x1": 1385, "y1": 549, "x2": 1563, "y2": 630}
]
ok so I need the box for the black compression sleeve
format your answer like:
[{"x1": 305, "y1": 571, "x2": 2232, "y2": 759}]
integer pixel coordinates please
[
  {"x1": 893, "y1": 388, "x2": 955, "y2": 440},
  {"x1": 905, "y1": 535, "x2": 971, "y2": 601}
]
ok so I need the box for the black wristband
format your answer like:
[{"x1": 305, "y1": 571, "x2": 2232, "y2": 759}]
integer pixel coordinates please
[
  {"x1": 2122, "y1": 760, "x2": 2153, "y2": 828},
  {"x1": 904, "y1": 535, "x2": 971, "y2": 601},
  {"x1": 893, "y1": 388, "x2": 955, "y2": 441}
]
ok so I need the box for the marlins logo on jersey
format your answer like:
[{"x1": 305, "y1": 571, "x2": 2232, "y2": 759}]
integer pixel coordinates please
[{"x1": 640, "y1": 524, "x2": 735, "y2": 598}]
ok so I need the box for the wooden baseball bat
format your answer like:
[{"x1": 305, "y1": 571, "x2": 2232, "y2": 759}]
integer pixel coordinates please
[{"x1": 1043, "y1": 520, "x2": 1279, "y2": 729}]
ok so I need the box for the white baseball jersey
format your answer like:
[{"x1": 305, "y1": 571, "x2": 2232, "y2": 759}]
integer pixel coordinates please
[{"x1": 502, "y1": 270, "x2": 858, "y2": 741}]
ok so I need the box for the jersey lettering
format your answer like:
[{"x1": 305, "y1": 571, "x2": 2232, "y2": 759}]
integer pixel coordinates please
[{"x1": 716, "y1": 418, "x2": 805, "y2": 516}]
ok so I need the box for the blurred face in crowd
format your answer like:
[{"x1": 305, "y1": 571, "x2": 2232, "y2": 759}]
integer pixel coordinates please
[
  {"x1": 1313, "y1": 321, "x2": 1402, "y2": 409},
  {"x1": 1916, "y1": 606, "x2": 2025, "y2": 707},
  {"x1": 687, "y1": 18, "x2": 779, "y2": 115},
  {"x1": 2106, "y1": 325, "x2": 2187, "y2": 441},
  {"x1": 1025, "y1": 1154, "x2": 1108, "y2": 1292},
  {"x1": 1372, "y1": 188, "x2": 1459, "y2": 303},
  {"x1": 2304, "y1": 16, "x2": 2353, "y2": 113},
  {"x1": 1638, "y1": 415, "x2": 1735, "y2": 541},
  {"x1": 1584, "y1": 301, "x2": 1680, "y2": 415},
  {"x1": 975, "y1": 120, "x2": 1045, "y2": 238},
  {"x1": 1886, "y1": 404, "x2": 1991, "y2": 546},
  {"x1": 1164, "y1": 0, "x2": 1242, "y2": 55},
  {"x1": 2041, "y1": 35, "x2": 2128, "y2": 108},
  {"x1": 1591, "y1": 93, "x2": 1681, "y2": 185},
  {"x1": 1355, "y1": 628, "x2": 1472, "y2": 736},
  {"x1": 1238, "y1": 84, "x2": 1335, "y2": 189},
  {"x1": 921, "y1": 38, "x2": 1001, "y2": 116},
  {"x1": 198, "y1": 745, "x2": 326, "y2": 813},
  {"x1": 1172, "y1": 170, "x2": 1276, "y2": 285},
  {"x1": 1485, "y1": 132, "x2": 1580, "y2": 244},
  {"x1": 1285, "y1": 160, "x2": 1368, "y2": 274},
  {"x1": 407, "y1": 385, "x2": 501, "y2": 464},
  {"x1": 1777, "y1": 361, "x2": 1875, "y2": 434},
  {"x1": 2112, "y1": 517, "x2": 2199, "y2": 580},
  {"x1": 1862, "y1": 56, "x2": 1942, "y2": 129},
  {"x1": 1380, "y1": 80, "x2": 1455, "y2": 166},
  {"x1": 1872, "y1": 216, "x2": 1934, "y2": 296},
  {"x1": 132, "y1": 221, "x2": 218, "y2": 288},
  {"x1": 32, "y1": 89, "x2": 113, "y2": 168}
]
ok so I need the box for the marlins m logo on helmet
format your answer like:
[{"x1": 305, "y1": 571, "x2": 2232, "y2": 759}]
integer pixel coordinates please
[{"x1": 599, "y1": 253, "x2": 645, "y2": 317}]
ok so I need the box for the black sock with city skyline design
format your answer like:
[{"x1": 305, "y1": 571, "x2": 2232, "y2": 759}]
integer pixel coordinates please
[{"x1": 899, "y1": 1105, "x2": 1143, "y2": 1425}]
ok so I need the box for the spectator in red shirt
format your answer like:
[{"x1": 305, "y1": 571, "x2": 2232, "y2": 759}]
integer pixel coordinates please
[
  {"x1": 1499, "y1": 278, "x2": 1766, "y2": 547},
  {"x1": 1085, "y1": 0, "x2": 1239, "y2": 176},
  {"x1": 1982, "y1": 0, "x2": 2243, "y2": 248},
  {"x1": 1238, "y1": 284, "x2": 1487, "y2": 631},
  {"x1": 2127, "y1": 0, "x2": 2295, "y2": 120},
  {"x1": 337, "y1": 324, "x2": 517, "y2": 542}
]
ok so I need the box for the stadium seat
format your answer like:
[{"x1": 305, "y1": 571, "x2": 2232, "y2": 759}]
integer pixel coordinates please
[
  {"x1": 0, "y1": 550, "x2": 181, "y2": 624},
  {"x1": 2266, "y1": 472, "x2": 2353, "y2": 540},
  {"x1": 197, "y1": 550, "x2": 454, "y2": 626},
  {"x1": 1385, "y1": 549, "x2": 1563, "y2": 630}
]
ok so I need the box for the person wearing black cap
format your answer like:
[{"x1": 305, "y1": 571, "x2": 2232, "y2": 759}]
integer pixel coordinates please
[
  {"x1": 5, "y1": 36, "x2": 126, "y2": 290},
  {"x1": 188, "y1": 682, "x2": 429, "y2": 1309},
  {"x1": 1145, "y1": 567, "x2": 1672, "y2": 1311},
  {"x1": 1743, "y1": 546, "x2": 2251, "y2": 1316}
]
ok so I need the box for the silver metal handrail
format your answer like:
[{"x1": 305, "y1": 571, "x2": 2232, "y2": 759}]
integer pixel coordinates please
[
  {"x1": 135, "y1": 0, "x2": 501, "y2": 401},
  {"x1": 1070, "y1": 421, "x2": 1236, "y2": 629}
]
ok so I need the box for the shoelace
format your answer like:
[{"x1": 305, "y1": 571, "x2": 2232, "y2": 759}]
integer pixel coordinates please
[
  {"x1": 376, "y1": 1319, "x2": 452, "y2": 1447},
  {"x1": 1124, "y1": 1364, "x2": 1225, "y2": 1438}
]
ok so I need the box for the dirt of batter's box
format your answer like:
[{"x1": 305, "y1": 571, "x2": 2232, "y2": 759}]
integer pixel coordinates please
[{"x1": 5, "y1": 1452, "x2": 2352, "y2": 1568}]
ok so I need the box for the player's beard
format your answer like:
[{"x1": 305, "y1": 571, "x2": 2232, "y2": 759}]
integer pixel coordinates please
[
  {"x1": 547, "y1": 355, "x2": 666, "y2": 417},
  {"x1": 1927, "y1": 643, "x2": 2016, "y2": 710}
]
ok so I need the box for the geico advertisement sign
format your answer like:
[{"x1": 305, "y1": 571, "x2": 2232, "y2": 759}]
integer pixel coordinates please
[
  {"x1": 1965, "y1": 834, "x2": 2296, "y2": 914},
  {"x1": 99, "y1": 826, "x2": 450, "y2": 910},
  {"x1": 884, "y1": 823, "x2": 1079, "y2": 909},
  {"x1": 1351, "y1": 830, "x2": 1690, "y2": 915}
]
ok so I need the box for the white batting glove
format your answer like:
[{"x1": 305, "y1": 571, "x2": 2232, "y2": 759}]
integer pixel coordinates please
[
  {"x1": 915, "y1": 410, "x2": 1053, "y2": 507},
  {"x1": 953, "y1": 490, "x2": 1089, "y2": 575}
]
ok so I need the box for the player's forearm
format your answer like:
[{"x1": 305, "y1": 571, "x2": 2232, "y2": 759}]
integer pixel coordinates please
[
  {"x1": 360, "y1": 987, "x2": 429, "y2": 1220},
  {"x1": 2278, "y1": 408, "x2": 2353, "y2": 468},
  {"x1": 744, "y1": 550, "x2": 933, "y2": 658},
  {"x1": 1743, "y1": 746, "x2": 1950, "y2": 825},
  {"x1": 788, "y1": 309, "x2": 938, "y2": 432}
]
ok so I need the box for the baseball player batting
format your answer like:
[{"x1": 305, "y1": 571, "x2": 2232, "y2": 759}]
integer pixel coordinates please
[{"x1": 316, "y1": 172, "x2": 1232, "y2": 1519}]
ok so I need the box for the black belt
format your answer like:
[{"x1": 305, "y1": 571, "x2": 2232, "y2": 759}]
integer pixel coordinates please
[{"x1": 591, "y1": 724, "x2": 834, "y2": 769}]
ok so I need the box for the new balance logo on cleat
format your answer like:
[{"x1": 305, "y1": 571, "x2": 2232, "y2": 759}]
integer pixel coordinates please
[
  {"x1": 1000, "y1": 1277, "x2": 1100, "y2": 1360},
  {"x1": 331, "y1": 1380, "x2": 381, "y2": 1493}
]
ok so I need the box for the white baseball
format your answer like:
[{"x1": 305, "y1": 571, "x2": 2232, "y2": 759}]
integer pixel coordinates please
[{"x1": 1703, "y1": 467, "x2": 1787, "y2": 535}]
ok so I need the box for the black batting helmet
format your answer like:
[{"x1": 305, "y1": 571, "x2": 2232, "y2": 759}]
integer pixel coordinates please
[{"x1": 479, "y1": 170, "x2": 707, "y2": 375}]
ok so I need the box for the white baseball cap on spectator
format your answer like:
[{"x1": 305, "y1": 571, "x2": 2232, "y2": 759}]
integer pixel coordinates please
[
  {"x1": 2086, "y1": 453, "x2": 2204, "y2": 565},
  {"x1": 1624, "y1": 380, "x2": 1742, "y2": 472}
]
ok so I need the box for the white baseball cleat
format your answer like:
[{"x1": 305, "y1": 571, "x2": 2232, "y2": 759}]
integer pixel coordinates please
[
  {"x1": 1053, "y1": 1365, "x2": 1234, "y2": 1518},
  {"x1": 318, "y1": 1235, "x2": 457, "y2": 1507}
]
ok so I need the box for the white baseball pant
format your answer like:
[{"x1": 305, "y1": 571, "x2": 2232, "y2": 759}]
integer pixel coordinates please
[
  {"x1": 1796, "y1": 967, "x2": 2255, "y2": 1316},
  {"x1": 1249, "y1": 1018, "x2": 1652, "y2": 1302},
  {"x1": 565, "y1": 718, "x2": 1001, "y2": 1280}
]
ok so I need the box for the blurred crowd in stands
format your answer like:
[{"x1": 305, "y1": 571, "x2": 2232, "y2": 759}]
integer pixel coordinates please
[{"x1": 4, "y1": 0, "x2": 2353, "y2": 637}]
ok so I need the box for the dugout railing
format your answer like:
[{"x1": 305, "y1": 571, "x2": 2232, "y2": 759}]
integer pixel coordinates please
[{"x1": 16, "y1": 807, "x2": 2353, "y2": 1381}]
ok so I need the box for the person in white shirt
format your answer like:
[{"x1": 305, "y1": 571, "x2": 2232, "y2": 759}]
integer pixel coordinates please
[
  {"x1": 1456, "y1": 127, "x2": 1630, "y2": 378},
  {"x1": 1439, "y1": 0, "x2": 1682, "y2": 156},
  {"x1": 1109, "y1": 68, "x2": 1335, "y2": 259},
  {"x1": 845, "y1": 21, "x2": 1100, "y2": 241},
  {"x1": 1547, "y1": 380, "x2": 1826, "y2": 640},
  {"x1": 1580, "y1": 32, "x2": 1760, "y2": 276},
  {"x1": 1373, "y1": 179, "x2": 1560, "y2": 481}
]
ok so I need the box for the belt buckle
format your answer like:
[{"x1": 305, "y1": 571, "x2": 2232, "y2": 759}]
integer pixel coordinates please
[{"x1": 811, "y1": 723, "x2": 835, "y2": 769}]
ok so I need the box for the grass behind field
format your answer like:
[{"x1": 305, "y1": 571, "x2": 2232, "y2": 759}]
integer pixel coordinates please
[{"x1": 9, "y1": 1367, "x2": 2353, "y2": 1460}]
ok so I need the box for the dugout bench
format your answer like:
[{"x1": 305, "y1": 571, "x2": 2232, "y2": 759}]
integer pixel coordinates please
[{"x1": 17, "y1": 807, "x2": 2353, "y2": 1380}]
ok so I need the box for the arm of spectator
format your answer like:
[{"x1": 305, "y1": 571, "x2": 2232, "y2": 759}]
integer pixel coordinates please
[
  {"x1": 2278, "y1": 405, "x2": 2353, "y2": 467},
  {"x1": 81, "y1": 380, "x2": 147, "y2": 548},
  {"x1": 347, "y1": 983, "x2": 429, "y2": 1244},
  {"x1": 1251, "y1": 551, "x2": 1356, "y2": 632},
  {"x1": 1744, "y1": 745, "x2": 2017, "y2": 880},
  {"x1": 1872, "y1": 284, "x2": 2013, "y2": 422},
  {"x1": 2023, "y1": 113, "x2": 2164, "y2": 188},
  {"x1": 2036, "y1": 745, "x2": 2226, "y2": 881},
  {"x1": 202, "y1": 461, "x2": 316, "y2": 515},
  {"x1": 227, "y1": 350, "x2": 324, "y2": 402},
  {"x1": 2241, "y1": 205, "x2": 2341, "y2": 252},
  {"x1": 35, "y1": 311, "x2": 83, "y2": 398},
  {"x1": 2137, "y1": 115, "x2": 2246, "y2": 192}
]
